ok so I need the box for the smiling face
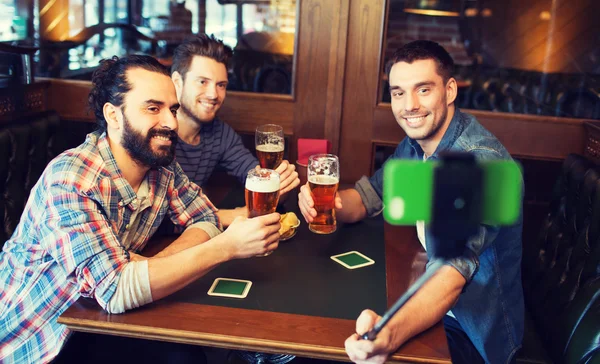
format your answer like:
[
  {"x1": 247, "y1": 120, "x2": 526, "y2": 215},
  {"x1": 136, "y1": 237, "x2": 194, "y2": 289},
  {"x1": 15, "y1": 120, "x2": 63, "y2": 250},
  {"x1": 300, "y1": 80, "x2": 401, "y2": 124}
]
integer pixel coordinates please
[
  {"x1": 118, "y1": 68, "x2": 180, "y2": 167},
  {"x1": 389, "y1": 59, "x2": 457, "y2": 154},
  {"x1": 121, "y1": 110, "x2": 178, "y2": 168},
  {"x1": 175, "y1": 55, "x2": 228, "y2": 124}
]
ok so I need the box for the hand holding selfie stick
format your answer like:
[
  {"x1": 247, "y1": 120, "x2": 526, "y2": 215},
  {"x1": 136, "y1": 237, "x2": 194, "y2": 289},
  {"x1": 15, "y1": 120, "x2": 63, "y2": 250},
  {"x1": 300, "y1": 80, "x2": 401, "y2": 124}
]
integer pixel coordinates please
[
  {"x1": 360, "y1": 153, "x2": 485, "y2": 341},
  {"x1": 360, "y1": 259, "x2": 445, "y2": 340}
]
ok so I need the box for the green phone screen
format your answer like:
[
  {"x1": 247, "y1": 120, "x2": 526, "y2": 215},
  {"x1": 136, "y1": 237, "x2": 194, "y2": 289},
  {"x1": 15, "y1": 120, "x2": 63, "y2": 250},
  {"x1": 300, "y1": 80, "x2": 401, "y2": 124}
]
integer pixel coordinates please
[{"x1": 383, "y1": 160, "x2": 521, "y2": 226}]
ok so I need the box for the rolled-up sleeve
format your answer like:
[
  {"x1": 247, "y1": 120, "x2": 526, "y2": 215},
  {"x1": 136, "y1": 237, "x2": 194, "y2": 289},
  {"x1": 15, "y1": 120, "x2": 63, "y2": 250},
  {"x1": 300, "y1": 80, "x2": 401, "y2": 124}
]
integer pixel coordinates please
[
  {"x1": 442, "y1": 222, "x2": 501, "y2": 285},
  {"x1": 185, "y1": 221, "x2": 222, "y2": 238},
  {"x1": 357, "y1": 141, "x2": 412, "y2": 218},
  {"x1": 355, "y1": 176, "x2": 384, "y2": 217}
]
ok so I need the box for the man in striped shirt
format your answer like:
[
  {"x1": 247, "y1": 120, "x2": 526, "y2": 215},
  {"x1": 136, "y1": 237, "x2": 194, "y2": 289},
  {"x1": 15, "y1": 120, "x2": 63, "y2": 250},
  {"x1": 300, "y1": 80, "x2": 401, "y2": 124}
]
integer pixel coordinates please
[
  {"x1": 0, "y1": 55, "x2": 282, "y2": 363},
  {"x1": 171, "y1": 34, "x2": 300, "y2": 226}
]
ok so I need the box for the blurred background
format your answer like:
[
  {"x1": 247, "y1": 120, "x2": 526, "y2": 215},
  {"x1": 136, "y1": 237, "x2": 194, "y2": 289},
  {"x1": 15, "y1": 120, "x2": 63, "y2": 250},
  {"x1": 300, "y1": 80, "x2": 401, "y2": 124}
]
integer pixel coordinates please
[
  {"x1": 0, "y1": 0, "x2": 297, "y2": 94},
  {"x1": 1, "y1": 0, "x2": 599, "y2": 120}
]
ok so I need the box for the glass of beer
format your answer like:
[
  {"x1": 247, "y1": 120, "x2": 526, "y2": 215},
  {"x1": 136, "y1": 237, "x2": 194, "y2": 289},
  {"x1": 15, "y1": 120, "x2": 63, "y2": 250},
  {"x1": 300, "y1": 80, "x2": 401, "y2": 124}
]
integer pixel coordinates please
[
  {"x1": 256, "y1": 124, "x2": 284, "y2": 169},
  {"x1": 308, "y1": 154, "x2": 339, "y2": 234},
  {"x1": 245, "y1": 168, "x2": 281, "y2": 255}
]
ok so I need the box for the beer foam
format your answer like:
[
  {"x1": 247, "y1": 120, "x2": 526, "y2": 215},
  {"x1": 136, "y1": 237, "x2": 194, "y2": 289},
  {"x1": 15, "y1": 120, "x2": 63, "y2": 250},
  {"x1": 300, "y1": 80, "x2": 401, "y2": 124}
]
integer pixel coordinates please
[
  {"x1": 256, "y1": 144, "x2": 284, "y2": 152},
  {"x1": 246, "y1": 175, "x2": 280, "y2": 193},
  {"x1": 308, "y1": 175, "x2": 339, "y2": 185}
]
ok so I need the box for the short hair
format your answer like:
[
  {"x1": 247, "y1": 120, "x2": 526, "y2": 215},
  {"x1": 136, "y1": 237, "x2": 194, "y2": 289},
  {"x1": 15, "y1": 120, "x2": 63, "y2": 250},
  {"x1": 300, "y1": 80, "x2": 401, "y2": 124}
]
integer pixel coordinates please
[
  {"x1": 386, "y1": 40, "x2": 454, "y2": 83},
  {"x1": 88, "y1": 55, "x2": 170, "y2": 130},
  {"x1": 171, "y1": 34, "x2": 233, "y2": 80}
]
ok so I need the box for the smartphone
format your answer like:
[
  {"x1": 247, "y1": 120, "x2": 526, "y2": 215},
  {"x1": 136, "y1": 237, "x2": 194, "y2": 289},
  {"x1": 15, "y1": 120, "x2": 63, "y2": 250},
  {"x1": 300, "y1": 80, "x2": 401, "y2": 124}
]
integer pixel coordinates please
[{"x1": 383, "y1": 158, "x2": 522, "y2": 226}]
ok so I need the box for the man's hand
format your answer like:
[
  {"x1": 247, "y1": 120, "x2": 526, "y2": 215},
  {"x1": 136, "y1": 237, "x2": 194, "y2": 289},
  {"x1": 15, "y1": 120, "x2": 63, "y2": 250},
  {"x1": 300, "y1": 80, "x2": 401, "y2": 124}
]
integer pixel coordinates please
[
  {"x1": 297, "y1": 182, "x2": 342, "y2": 223},
  {"x1": 344, "y1": 310, "x2": 394, "y2": 364},
  {"x1": 221, "y1": 213, "x2": 281, "y2": 258},
  {"x1": 275, "y1": 160, "x2": 300, "y2": 195}
]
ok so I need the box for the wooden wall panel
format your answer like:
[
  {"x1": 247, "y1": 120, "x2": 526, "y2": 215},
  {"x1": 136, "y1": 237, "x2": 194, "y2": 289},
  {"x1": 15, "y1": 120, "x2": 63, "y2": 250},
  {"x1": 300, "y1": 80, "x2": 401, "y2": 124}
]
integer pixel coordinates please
[
  {"x1": 46, "y1": 79, "x2": 95, "y2": 122},
  {"x1": 372, "y1": 105, "x2": 586, "y2": 160},
  {"x1": 45, "y1": 79, "x2": 294, "y2": 133},
  {"x1": 476, "y1": 112, "x2": 586, "y2": 159},
  {"x1": 338, "y1": 0, "x2": 385, "y2": 184},
  {"x1": 323, "y1": 0, "x2": 349, "y2": 155},
  {"x1": 293, "y1": 0, "x2": 350, "y2": 162},
  {"x1": 217, "y1": 92, "x2": 294, "y2": 135}
]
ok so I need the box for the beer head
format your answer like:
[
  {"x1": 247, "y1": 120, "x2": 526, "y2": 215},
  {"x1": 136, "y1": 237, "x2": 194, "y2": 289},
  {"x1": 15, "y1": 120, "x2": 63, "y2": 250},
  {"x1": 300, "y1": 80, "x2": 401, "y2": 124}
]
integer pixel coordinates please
[
  {"x1": 245, "y1": 168, "x2": 280, "y2": 193},
  {"x1": 256, "y1": 143, "x2": 284, "y2": 154},
  {"x1": 245, "y1": 168, "x2": 281, "y2": 218},
  {"x1": 308, "y1": 174, "x2": 339, "y2": 186}
]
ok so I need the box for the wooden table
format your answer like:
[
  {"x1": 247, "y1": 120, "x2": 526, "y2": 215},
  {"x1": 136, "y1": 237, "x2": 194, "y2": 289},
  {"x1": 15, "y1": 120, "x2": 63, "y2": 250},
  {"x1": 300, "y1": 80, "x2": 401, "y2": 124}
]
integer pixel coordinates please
[
  {"x1": 58, "y1": 226, "x2": 449, "y2": 363},
  {"x1": 58, "y1": 189, "x2": 450, "y2": 363}
]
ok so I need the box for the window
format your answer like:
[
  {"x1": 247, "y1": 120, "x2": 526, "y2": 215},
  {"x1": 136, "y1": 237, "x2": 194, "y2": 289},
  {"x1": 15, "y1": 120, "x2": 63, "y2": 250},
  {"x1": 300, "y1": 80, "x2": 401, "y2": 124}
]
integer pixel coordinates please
[
  {"x1": 0, "y1": 0, "x2": 28, "y2": 41},
  {"x1": 206, "y1": 0, "x2": 297, "y2": 94},
  {"x1": 104, "y1": 0, "x2": 129, "y2": 23},
  {"x1": 380, "y1": 0, "x2": 600, "y2": 120},
  {"x1": 143, "y1": 0, "x2": 298, "y2": 95}
]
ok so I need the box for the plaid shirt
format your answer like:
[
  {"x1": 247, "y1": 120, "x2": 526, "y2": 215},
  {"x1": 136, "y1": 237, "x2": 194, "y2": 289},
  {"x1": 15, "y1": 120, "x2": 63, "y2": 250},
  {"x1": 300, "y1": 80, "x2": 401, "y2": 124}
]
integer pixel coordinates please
[{"x1": 0, "y1": 131, "x2": 220, "y2": 363}]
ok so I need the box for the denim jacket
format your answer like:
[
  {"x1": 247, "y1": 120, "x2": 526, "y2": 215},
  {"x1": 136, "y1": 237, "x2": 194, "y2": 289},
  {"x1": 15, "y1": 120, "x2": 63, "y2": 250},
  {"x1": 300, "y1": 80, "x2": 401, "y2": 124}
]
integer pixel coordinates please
[{"x1": 355, "y1": 109, "x2": 524, "y2": 364}]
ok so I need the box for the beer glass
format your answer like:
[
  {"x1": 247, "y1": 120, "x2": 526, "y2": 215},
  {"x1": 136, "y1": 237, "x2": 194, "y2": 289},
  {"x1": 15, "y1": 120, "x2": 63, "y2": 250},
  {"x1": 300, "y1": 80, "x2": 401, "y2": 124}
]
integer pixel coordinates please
[
  {"x1": 255, "y1": 124, "x2": 284, "y2": 169},
  {"x1": 245, "y1": 168, "x2": 281, "y2": 218},
  {"x1": 245, "y1": 168, "x2": 280, "y2": 256},
  {"x1": 308, "y1": 154, "x2": 339, "y2": 234}
]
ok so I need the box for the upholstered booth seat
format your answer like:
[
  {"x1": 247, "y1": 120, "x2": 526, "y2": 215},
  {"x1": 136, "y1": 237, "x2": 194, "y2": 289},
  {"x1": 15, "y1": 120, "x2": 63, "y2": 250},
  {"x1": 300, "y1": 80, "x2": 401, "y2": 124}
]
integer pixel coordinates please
[
  {"x1": 521, "y1": 154, "x2": 600, "y2": 363},
  {"x1": 0, "y1": 111, "x2": 95, "y2": 247}
]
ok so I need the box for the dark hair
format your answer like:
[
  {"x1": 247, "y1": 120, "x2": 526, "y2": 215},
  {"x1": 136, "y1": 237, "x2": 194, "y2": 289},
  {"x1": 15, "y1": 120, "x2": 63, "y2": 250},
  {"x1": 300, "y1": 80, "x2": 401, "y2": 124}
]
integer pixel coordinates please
[
  {"x1": 171, "y1": 34, "x2": 233, "y2": 80},
  {"x1": 88, "y1": 55, "x2": 170, "y2": 130},
  {"x1": 386, "y1": 40, "x2": 454, "y2": 82}
]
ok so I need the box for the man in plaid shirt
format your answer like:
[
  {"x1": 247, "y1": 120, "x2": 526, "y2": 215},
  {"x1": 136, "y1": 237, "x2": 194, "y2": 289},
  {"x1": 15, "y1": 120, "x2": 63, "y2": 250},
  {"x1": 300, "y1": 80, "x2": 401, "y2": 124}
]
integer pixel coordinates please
[{"x1": 0, "y1": 55, "x2": 282, "y2": 363}]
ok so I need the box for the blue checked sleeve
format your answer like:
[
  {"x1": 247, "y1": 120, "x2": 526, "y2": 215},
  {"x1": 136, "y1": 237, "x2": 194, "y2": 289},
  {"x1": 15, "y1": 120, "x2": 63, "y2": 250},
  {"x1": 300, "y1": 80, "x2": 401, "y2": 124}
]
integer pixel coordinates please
[{"x1": 38, "y1": 181, "x2": 129, "y2": 311}]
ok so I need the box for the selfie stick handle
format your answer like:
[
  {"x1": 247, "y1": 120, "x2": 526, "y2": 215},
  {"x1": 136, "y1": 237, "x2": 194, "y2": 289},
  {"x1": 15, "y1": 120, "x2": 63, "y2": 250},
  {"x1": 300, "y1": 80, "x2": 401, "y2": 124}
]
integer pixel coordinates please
[{"x1": 360, "y1": 259, "x2": 445, "y2": 341}]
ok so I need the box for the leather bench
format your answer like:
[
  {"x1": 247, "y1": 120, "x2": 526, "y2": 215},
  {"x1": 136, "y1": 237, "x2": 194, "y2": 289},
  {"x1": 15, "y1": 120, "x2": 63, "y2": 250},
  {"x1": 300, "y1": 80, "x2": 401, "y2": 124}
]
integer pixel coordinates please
[
  {"x1": 0, "y1": 110, "x2": 95, "y2": 247},
  {"x1": 520, "y1": 154, "x2": 600, "y2": 363}
]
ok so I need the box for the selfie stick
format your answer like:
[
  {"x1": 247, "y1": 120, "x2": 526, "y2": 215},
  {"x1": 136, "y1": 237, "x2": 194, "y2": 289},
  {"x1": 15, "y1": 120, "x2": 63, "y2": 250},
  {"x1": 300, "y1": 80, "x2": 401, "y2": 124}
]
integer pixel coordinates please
[
  {"x1": 361, "y1": 153, "x2": 483, "y2": 341},
  {"x1": 360, "y1": 259, "x2": 445, "y2": 340}
]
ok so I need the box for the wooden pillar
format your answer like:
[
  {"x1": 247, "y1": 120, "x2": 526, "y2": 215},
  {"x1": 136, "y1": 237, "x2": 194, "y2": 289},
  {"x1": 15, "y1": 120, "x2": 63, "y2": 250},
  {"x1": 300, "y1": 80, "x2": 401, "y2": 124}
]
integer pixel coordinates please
[
  {"x1": 39, "y1": 0, "x2": 70, "y2": 41},
  {"x1": 292, "y1": 0, "x2": 350, "y2": 161}
]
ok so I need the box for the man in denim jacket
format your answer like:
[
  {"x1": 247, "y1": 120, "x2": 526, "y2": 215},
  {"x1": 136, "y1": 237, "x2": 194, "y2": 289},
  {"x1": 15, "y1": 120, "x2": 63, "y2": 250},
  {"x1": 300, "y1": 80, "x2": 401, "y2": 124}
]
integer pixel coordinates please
[{"x1": 298, "y1": 40, "x2": 523, "y2": 364}]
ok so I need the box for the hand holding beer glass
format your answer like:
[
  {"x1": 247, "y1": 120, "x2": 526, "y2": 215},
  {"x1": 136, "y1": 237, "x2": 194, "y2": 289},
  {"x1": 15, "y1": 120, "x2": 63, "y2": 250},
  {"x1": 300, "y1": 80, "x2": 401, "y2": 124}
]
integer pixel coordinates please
[
  {"x1": 245, "y1": 168, "x2": 281, "y2": 255},
  {"x1": 307, "y1": 154, "x2": 339, "y2": 234},
  {"x1": 256, "y1": 124, "x2": 284, "y2": 170}
]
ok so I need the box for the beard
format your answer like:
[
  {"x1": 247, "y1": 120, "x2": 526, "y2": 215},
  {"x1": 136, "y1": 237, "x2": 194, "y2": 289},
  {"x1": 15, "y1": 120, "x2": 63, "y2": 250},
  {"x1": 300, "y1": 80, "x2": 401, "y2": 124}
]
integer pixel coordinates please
[
  {"x1": 411, "y1": 106, "x2": 448, "y2": 141},
  {"x1": 179, "y1": 89, "x2": 220, "y2": 125},
  {"x1": 121, "y1": 113, "x2": 178, "y2": 168},
  {"x1": 179, "y1": 101, "x2": 207, "y2": 126},
  {"x1": 401, "y1": 94, "x2": 449, "y2": 142}
]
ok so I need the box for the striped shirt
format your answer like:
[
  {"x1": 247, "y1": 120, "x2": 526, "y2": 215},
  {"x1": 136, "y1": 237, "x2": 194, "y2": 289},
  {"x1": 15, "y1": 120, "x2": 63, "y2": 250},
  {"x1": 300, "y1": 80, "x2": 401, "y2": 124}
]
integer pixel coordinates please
[
  {"x1": 0, "y1": 131, "x2": 220, "y2": 363},
  {"x1": 176, "y1": 118, "x2": 259, "y2": 187}
]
